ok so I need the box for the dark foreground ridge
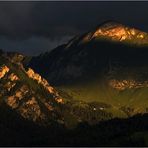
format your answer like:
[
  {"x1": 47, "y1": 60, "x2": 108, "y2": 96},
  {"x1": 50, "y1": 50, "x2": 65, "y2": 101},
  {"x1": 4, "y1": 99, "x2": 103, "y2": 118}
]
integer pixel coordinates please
[{"x1": 0, "y1": 106, "x2": 148, "y2": 147}]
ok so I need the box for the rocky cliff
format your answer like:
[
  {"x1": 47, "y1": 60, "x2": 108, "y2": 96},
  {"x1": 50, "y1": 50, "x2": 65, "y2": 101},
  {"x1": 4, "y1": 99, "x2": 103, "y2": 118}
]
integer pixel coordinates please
[{"x1": 0, "y1": 52, "x2": 64, "y2": 125}]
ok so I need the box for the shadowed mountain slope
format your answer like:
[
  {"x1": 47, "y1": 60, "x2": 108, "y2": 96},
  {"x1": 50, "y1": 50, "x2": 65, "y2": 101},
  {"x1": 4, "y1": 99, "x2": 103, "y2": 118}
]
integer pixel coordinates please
[{"x1": 28, "y1": 21, "x2": 148, "y2": 118}]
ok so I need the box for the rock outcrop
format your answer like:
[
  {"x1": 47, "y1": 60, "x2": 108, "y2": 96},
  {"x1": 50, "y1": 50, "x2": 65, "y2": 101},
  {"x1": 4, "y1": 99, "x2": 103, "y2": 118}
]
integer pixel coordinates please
[
  {"x1": 78, "y1": 21, "x2": 148, "y2": 45},
  {"x1": 92, "y1": 21, "x2": 147, "y2": 42},
  {"x1": 0, "y1": 56, "x2": 64, "y2": 124},
  {"x1": 109, "y1": 79, "x2": 148, "y2": 90},
  {"x1": 0, "y1": 65, "x2": 9, "y2": 79},
  {"x1": 26, "y1": 68, "x2": 64, "y2": 103}
]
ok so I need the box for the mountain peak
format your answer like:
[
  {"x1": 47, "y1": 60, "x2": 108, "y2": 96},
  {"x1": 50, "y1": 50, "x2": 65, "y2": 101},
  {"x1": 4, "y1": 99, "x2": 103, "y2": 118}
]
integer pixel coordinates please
[
  {"x1": 94, "y1": 21, "x2": 148, "y2": 42},
  {"x1": 79, "y1": 20, "x2": 148, "y2": 45}
]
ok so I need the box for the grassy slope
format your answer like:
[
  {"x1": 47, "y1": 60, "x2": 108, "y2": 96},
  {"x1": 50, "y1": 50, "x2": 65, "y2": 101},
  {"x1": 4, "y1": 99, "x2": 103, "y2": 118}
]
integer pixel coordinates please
[{"x1": 57, "y1": 77, "x2": 148, "y2": 118}]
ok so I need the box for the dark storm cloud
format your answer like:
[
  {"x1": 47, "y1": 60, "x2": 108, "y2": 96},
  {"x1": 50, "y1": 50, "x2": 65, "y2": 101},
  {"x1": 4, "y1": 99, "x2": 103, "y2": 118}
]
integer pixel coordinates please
[
  {"x1": 0, "y1": 1, "x2": 84, "y2": 40},
  {"x1": 0, "y1": 1, "x2": 148, "y2": 40},
  {"x1": 0, "y1": 35, "x2": 72, "y2": 55},
  {"x1": 0, "y1": 1, "x2": 148, "y2": 55}
]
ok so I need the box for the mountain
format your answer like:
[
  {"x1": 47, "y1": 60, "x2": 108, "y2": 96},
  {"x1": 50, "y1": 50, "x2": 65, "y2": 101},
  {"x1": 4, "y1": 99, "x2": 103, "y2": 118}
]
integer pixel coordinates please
[
  {"x1": 2, "y1": 21, "x2": 148, "y2": 146},
  {"x1": 66, "y1": 20, "x2": 148, "y2": 47},
  {"x1": 0, "y1": 51, "x2": 67, "y2": 125},
  {"x1": 0, "y1": 50, "x2": 114, "y2": 130},
  {"x1": 28, "y1": 21, "x2": 148, "y2": 118}
]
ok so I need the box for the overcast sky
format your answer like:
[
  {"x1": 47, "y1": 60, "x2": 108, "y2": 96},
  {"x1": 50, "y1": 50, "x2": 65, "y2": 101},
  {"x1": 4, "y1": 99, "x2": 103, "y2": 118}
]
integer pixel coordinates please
[{"x1": 0, "y1": 1, "x2": 148, "y2": 55}]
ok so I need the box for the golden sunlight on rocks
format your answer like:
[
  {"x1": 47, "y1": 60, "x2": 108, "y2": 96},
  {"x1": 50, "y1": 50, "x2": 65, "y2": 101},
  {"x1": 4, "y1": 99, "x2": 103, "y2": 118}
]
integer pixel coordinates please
[
  {"x1": 26, "y1": 97, "x2": 37, "y2": 105},
  {"x1": 26, "y1": 68, "x2": 64, "y2": 104},
  {"x1": 3, "y1": 73, "x2": 19, "y2": 91},
  {"x1": 4, "y1": 81, "x2": 16, "y2": 91},
  {"x1": 26, "y1": 68, "x2": 42, "y2": 83},
  {"x1": 44, "y1": 102, "x2": 53, "y2": 111},
  {"x1": 20, "y1": 85, "x2": 29, "y2": 94},
  {"x1": 8, "y1": 73, "x2": 19, "y2": 81},
  {"x1": 131, "y1": 29, "x2": 136, "y2": 35},
  {"x1": 5, "y1": 85, "x2": 29, "y2": 108},
  {"x1": 137, "y1": 34, "x2": 144, "y2": 39},
  {"x1": 93, "y1": 27, "x2": 128, "y2": 41},
  {"x1": 46, "y1": 86, "x2": 54, "y2": 93},
  {"x1": 0, "y1": 55, "x2": 65, "y2": 124},
  {"x1": 89, "y1": 22, "x2": 147, "y2": 43},
  {"x1": 7, "y1": 96, "x2": 18, "y2": 109},
  {"x1": 55, "y1": 97, "x2": 64, "y2": 104},
  {"x1": 19, "y1": 97, "x2": 42, "y2": 121},
  {"x1": 15, "y1": 91, "x2": 22, "y2": 98},
  {"x1": 26, "y1": 68, "x2": 54, "y2": 93},
  {"x1": 109, "y1": 79, "x2": 148, "y2": 90},
  {"x1": 15, "y1": 85, "x2": 29, "y2": 99},
  {"x1": 0, "y1": 65, "x2": 9, "y2": 79}
]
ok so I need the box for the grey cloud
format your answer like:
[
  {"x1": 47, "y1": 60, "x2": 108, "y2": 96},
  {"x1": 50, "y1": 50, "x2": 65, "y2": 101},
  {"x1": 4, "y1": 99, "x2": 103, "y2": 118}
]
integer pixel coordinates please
[
  {"x1": 0, "y1": 35, "x2": 72, "y2": 55},
  {"x1": 0, "y1": 1, "x2": 148, "y2": 40},
  {"x1": 0, "y1": 2, "x2": 148, "y2": 55}
]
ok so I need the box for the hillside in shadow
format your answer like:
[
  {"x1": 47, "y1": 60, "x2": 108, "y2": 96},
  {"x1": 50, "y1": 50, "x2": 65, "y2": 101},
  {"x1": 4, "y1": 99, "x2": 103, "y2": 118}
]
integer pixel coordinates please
[
  {"x1": 29, "y1": 40, "x2": 148, "y2": 85},
  {"x1": 1, "y1": 103, "x2": 148, "y2": 147}
]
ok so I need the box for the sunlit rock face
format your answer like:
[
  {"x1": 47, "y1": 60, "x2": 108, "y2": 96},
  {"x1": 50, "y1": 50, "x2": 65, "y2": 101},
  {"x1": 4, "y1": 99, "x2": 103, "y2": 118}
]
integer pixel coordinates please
[
  {"x1": 8, "y1": 73, "x2": 19, "y2": 81},
  {"x1": 94, "y1": 22, "x2": 146, "y2": 41},
  {"x1": 109, "y1": 79, "x2": 148, "y2": 90},
  {"x1": 18, "y1": 97, "x2": 45, "y2": 122},
  {"x1": 0, "y1": 65, "x2": 44, "y2": 122},
  {"x1": 0, "y1": 56, "x2": 65, "y2": 124},
  {"x1": 4, "y1": 81, "x2": 16, "y2": 91},
  {"x1": 6, "y1": 85, "x2": 29, "y2": 109},
  {"x1": 26, "y1": 68, "x2": 64, "y2": 103},
  {"x1": 0, "y1": 65, "x2": 9, "y2": 79},
  {"x1": 80, "y1": 21, "x2": 148, "y2": 44},
  {"x1": 26, "y1": 68, "x2": 42, "y2": 83}
]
